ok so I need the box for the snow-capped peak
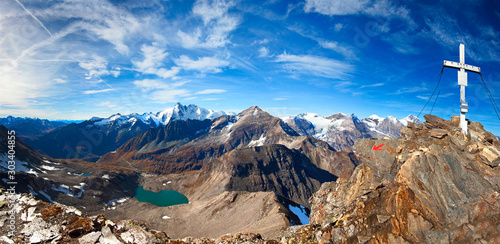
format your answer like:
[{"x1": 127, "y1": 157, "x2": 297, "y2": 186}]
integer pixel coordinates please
[
  {"x1": 385, "y1": 116, "x2": 399, "y2": 124},
  {"x1": 400, "y1": 114, "x2": 422, "y2": 126},
  {"x1": 92, "y1": 103, "x2": 228, "y2": 128},
  {"x1": 368, "y1": 114, "x2": 381, "y2": 120}
]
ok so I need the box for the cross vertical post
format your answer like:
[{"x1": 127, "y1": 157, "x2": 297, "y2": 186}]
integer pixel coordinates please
[
  {"x1": 443, "y1": 44, "x2": 481, "y2": 135},
  {"x1": 458, "y1": 44, "x2": 468, "y2": 134}
]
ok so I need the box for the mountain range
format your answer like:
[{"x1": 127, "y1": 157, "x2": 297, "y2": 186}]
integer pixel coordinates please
[
  {"x1": 22, "y1": 103, "x2": 230, "y2": 161},
  {"x1": 0, "y1": 103, "x2": 421, "y2": 162},
  {"x1": 0, "y1": 116, "x2": 67, "y2": 142},
  {"x1": 283, "y1": 113, "x2": 420, "y2": 151}
]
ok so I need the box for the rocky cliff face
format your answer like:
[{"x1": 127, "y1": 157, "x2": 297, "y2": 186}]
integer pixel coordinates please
[{"x1": 302, "y1": 115, "x2": 500, "y2": 243}]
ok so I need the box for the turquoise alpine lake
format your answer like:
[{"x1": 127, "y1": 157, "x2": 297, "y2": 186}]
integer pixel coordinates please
[{"x1": 134, "y1": 186, "x2": 189, "y2": 207}]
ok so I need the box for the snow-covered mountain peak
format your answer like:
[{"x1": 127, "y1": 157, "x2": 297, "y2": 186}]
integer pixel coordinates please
[
  {"x1": 368, "y1": 114, "x2": 381, "y2": 120},
  {"x1": 385, "y1": 116, "x2": 399, "y2": 124},
  {"x1": 400, "y1": 114, "x2": 422, "y2": 126},
  {"x1": 92, "y1": 103, "x2": 228, "y2": 128}
]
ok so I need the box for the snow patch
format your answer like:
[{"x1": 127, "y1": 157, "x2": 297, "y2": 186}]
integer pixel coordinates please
[
  {"x1": 26, "y1": 169, "x2": 38, "y2": 177},
  {"x1": 0, "y1": 154, "x2": 30, "y2": 172},
  {"x1": 102, "y1": 174, "x2": 110, "y2": 179},
  {"x1": 248, "y1": 134, "x2": 266, "y2": 147},
  {"x1": 105, "y1": 197, "x2": 130, "y2": 206},
  {"x1": 51, "y1": 184, "x2": 74, "y2": 197},
  {"x1": 43, "y1": 160, "x2": 60, "y2": 165},
  {"x1": 253, "y1": 108, "x2": 259, "y2": 116},
  {"x1": 162, "y1": 216, "x2": 171, "y2": 219},
  {"x1": 41, "y1": 165, "x2": 58, "y2": 171}
]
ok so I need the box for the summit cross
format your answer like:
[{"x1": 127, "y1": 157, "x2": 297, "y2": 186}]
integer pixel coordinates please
[{"x1": 443, "y1": 44, "x2": 481, "y2": 134}]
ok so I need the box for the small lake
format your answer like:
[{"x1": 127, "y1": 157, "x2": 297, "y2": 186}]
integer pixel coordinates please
[{"x1": 134, "y1": 186, "x2": 188, "y2": 207}]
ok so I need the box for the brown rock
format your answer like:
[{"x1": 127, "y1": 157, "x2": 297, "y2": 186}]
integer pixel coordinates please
[
  {"x1": 430, "y1": 128, "x2": 448, "y2": 139},
  {"x1": 309, "y1": 115, "x2": 500, "y2": 243},
  {"x1": 480, "y1": 146, "x2": 500, "y2": 167}
]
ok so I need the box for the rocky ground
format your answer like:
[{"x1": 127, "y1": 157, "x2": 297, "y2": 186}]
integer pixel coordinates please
[
  {"x1": 304, "y1": 115, "x2": 500, "y2": 243},
  {"x1": 0, "y1": 188, "x2": 291, "y2": 243}
]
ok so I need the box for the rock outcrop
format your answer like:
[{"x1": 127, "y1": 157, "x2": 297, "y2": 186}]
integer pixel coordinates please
[
  {"x1": 0, "y1": 189, "x2": 170, "y2": 244},
  {"x1": 303, "y1": 115, "x2": 500, "y2": 243}
]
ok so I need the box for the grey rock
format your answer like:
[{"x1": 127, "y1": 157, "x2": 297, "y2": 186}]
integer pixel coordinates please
[
  {"x1": 98, "y1": 226, "x2": 122, "y2": 244},
  {"x1": 120, "y1": 227, "x2": 155, "y2": 244},
  {"x1": 0, "y1": 236, "x2": 14, "y2": 244},
  {"x1": 21, "y1": 217, "x2": 61, "y2": 243},
  {"x1": 78, "y1": 231, "x2": 101, "y2": 244}
]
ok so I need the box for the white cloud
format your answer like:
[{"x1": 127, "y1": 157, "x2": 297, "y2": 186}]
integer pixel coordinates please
[
  {"x1": 83, "y1": 88, "x2": 115, "y2": 95},
  {"x1": 78, "y1": 55, "x2": 111, "y2": 79},
  {"x1": 359, "y1": 83, "x2": 384, "y2": 88},
  {"x1": 287, "y1": 25, "x2": 356, "y2": 59},
  {"x1": 195, "y1": 89, "x2": 227, "y2": 95},
  {"x1": 258, "y1": 46, "x2": 269, "y2": 57},
  {"x1": 98, "y1": 101, "x2": 119, "y2": 108},
  {"x1": 304, "y1": 0, "x2": 410, "y2": 20},
  {"x1": 318, "y1": 41, "x2": 356, "y2": 59},
  {"x1": 132, "y1": 44, "x2": 180, "y2": 79},
  {"x1": 150, "y1": 89, "x2": 190, "y2": 103},
  {"x1": 334, "y1": 23, "x2": 344, "y2": 31},
  {"x1": 252, "y1": 39, "x2": 269, "y2": 45},
  {"x1": 202, "y1": 98, "x2": 220, "y2": 101},
  {"x1": 175, "y1": 55, "x2": 229, "y2": 73},
  {"x1": 178, "y1": 29, "x2": 202, "y2": 49},
  {"x1": 275, "y1": 53, "x2": 353, "y2": 79},
  {"x1": 54, "y1": 78, "x2": 67, "y2": 84},
  {"x1": 134, "y1": 44, "x2": 168, "y2": 71},
  {"x1": 419, "y1": 14, "x2": 500, "y2": 62},
  {"x1": 178, "y1": 0, "x2": 240, "y2": 48},
  {"x1": 133, "y1": 79, "x2": 169, "y2": 91},
  {"x1": 395, "y1": 87, "x2": 427, "y2": 94},
  {"x1": 439, "y1": 93, "x2": 454, "y2": 98},
  {"x1": 274, "y1": 98, "x2": 287, "y2": 100},
  {"x1": 133, "y1": 79, "x2": 193, "y2": 103},
  {"x1": 193, "y1": 0, "x2": 236, "y2": 24},
  {"x1": 0, "y1": 62, "x2": 54, "y2": 108},
  {"x1": 33, "y1": 0, "x2": 141, "y2": 55}
]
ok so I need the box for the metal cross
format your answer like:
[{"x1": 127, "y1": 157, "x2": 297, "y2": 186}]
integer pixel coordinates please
[{"x1": 443, "y1": 44, "x2": 481, "y2": 134}]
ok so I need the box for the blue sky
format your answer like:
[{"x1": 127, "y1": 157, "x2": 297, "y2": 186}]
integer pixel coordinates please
[{"x1": 1, "y1": 0, "x2": 500, "y2": 134}]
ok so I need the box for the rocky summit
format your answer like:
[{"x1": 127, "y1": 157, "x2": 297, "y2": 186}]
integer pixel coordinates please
[{"x1": 304, "y1": 115, "x2": 500, "y2": 243}]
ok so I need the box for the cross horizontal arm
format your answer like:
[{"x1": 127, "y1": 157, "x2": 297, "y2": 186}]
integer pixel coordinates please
[{"x1": 443, "y1": 60, "x2": 481, "y2": 73}]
